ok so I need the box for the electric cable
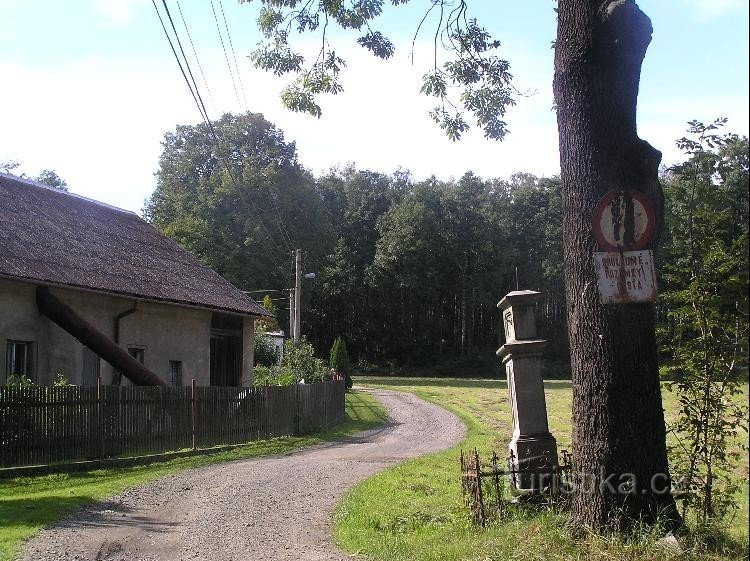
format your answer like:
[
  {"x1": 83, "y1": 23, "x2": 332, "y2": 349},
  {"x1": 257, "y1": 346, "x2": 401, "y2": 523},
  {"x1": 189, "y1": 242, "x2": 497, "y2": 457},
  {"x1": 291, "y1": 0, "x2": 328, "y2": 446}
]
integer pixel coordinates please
[
  {"x1": 210, "y1": 0, "x2": 244, "y2": 112},
  {"x1": 152, "y1": 0, "x2": 292, "y2": 280}
]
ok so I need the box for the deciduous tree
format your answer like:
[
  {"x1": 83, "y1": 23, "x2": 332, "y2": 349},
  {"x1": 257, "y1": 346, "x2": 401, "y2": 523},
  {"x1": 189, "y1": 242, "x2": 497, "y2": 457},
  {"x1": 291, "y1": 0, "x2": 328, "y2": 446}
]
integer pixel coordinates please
[
  {"x1": 659, "y1": 121, "x2": 749, "y2": 527},
  {"x1": 145, "y1": 112, "x2": 334, "y2": 291},
  {"x1": 241, "y1": 0, "x2": 678, "y2": 529}
]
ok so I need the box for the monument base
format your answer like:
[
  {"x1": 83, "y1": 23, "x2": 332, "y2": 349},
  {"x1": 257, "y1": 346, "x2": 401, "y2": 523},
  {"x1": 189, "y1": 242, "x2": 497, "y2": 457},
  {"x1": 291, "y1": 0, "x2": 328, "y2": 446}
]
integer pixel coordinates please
[{"x1": 508, "y1": 432, "x2": 559, "y2": 492}]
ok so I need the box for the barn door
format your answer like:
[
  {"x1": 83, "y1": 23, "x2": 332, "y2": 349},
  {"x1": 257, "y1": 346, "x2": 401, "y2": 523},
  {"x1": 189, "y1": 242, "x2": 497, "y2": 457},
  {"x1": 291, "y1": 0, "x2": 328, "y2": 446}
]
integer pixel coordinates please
[{"x1": 210, "y1": 314, "x2": 243, "y2": 387}]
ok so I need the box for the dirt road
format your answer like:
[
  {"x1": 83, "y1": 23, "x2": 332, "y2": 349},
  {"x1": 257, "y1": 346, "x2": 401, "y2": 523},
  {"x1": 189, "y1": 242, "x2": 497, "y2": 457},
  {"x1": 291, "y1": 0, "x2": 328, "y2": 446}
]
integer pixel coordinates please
[{"x1": 21, "y1": 388, "x2": 465, "y2": 561}]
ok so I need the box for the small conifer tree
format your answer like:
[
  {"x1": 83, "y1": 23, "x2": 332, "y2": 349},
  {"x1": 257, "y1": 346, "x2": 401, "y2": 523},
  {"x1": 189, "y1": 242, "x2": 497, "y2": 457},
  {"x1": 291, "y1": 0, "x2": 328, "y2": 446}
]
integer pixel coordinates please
[{"x1": 329, "y1": 336, "x2": 352, "y2": 389}]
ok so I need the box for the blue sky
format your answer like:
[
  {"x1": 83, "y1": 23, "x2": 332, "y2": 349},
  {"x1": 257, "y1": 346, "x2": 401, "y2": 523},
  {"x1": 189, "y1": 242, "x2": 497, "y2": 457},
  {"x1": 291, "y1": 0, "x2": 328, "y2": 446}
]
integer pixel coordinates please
[{"x1": 1, "y1": 0, "x2": 747, "y2": 212}]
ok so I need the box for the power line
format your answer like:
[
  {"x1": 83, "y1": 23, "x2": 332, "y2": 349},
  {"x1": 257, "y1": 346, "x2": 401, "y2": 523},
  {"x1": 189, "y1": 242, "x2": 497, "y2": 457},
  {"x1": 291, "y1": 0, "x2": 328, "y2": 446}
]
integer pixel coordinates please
[
  {"x1": 156, "y1": 0, "x2": 287, "y2": 259},
  {"x1": 159, "y1": 0, "x2": 212, "y2": 127},
  {"x1": 218, "y1": 0, "x2": 249, "y2": 111},
  {"x1": 169, "y1": 1, "x2": 295, "y2": 255},
  {"x1": 175, "y1": 0, "x2": 218, "y2": 117},
  {"x1": 268, "y1": 186, "x2": 295, "y2": 251},
  {"x1": 156, "y1": 0, "x2": 291, "y2": 265},
  {"x1": 151, "y1": 0, "x2": 207, "y2": 123},
  {"x1": 152, "y1": 0, "x2": 291, "y2": 279},
  {"x1": 210, "y1": 0, "x2": 244, "y2": 112}
]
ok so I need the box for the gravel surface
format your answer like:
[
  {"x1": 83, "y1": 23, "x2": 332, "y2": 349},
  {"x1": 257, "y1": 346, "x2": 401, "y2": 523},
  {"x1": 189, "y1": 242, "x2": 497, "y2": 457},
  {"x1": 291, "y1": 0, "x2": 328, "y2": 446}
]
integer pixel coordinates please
[{"x1": 21, "y1": 388, "x2": 465, "y2": 561}]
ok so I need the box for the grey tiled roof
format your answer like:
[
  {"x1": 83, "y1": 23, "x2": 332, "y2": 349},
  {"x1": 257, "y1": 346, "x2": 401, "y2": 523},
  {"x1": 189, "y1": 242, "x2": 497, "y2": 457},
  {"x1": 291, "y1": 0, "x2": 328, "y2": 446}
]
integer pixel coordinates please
[{"x1": 0, "y1": 173, "x2": 268, "y2": 317}]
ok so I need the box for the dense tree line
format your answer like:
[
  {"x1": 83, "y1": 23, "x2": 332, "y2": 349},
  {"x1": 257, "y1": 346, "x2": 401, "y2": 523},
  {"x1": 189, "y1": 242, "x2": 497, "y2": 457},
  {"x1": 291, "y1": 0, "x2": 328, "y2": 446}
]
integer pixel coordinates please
[
  {"x1": 145, "y1": 112, "x2": 747, "y2": 381},
  {"x1": 309, "y1": 168, "x2": 567, "y2": 372},
  {"x1": 145, "y1": 113, "x2": 566, "y2": 374}
]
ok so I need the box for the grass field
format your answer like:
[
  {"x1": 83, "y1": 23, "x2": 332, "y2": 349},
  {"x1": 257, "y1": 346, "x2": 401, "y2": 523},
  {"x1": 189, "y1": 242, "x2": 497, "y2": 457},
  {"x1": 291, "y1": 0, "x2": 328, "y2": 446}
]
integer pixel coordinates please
[
  {"x1": 334, "y1": 377, "x2": 748, "y2": 561},
  {"x1": 0, "y1": 390, "x2": 387, "y2": 561}
]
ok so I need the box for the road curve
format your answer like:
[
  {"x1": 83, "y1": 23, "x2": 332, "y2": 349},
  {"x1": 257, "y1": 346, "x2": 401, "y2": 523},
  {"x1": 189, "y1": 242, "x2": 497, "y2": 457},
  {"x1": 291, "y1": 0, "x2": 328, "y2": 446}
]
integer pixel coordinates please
[{"x1": 21, "y1": 388, "x2": 465, "y2": 561}]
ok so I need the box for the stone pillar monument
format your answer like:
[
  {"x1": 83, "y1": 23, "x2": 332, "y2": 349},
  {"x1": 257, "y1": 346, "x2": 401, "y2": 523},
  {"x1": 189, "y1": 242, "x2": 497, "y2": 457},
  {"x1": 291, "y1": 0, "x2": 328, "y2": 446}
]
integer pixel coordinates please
[{"x1": 497, "y1": 290, "x2": 558, "y2": 492}]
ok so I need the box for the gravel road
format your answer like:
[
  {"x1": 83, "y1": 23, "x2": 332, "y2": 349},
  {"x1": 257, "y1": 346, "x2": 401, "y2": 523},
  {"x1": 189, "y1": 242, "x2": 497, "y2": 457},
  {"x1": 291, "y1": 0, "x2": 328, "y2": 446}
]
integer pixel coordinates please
[{"x1": 21, "y1": 388, "x2": 465, "y2": 561}]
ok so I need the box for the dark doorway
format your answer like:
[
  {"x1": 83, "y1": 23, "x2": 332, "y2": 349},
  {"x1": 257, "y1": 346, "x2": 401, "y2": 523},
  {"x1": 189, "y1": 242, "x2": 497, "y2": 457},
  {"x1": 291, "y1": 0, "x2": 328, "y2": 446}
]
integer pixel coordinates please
[
  {"x1": 81, "y1": 346, "x2": 100, "y2": 386},
  {"x1": 210, "y1": 313, "x2": 243, "y2": 386}
]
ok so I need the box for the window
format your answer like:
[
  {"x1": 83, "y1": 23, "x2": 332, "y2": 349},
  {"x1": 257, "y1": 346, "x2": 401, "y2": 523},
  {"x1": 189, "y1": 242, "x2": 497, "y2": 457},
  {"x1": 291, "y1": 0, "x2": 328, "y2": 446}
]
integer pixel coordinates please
[
  {"x1": 169, "y1": 360, "x2": 183, "y2": 386},
  {"x1": 6, "y1": 341, "x2": 33, "y2": 381}
]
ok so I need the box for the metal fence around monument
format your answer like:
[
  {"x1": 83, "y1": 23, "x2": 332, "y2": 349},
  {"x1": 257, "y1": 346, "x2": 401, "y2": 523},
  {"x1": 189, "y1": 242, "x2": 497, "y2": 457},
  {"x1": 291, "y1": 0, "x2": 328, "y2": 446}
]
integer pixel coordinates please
[{"x1": 460, "y1": 448, "x2": 573, "y2": 526}]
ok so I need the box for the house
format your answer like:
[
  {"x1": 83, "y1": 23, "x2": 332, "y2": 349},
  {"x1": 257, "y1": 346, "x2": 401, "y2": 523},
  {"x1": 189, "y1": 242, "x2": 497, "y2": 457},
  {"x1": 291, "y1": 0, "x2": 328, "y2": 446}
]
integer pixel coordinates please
[{"x1": 0, "y1": 173, "x2": 270, "y2": 387}]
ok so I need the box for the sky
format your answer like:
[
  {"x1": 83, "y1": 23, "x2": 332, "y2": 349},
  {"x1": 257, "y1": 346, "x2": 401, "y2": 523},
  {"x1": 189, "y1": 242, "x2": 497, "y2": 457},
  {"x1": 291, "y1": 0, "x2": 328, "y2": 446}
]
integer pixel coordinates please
[{"x1": 1, "y1": 0, "x2": 748, "y2": 213}]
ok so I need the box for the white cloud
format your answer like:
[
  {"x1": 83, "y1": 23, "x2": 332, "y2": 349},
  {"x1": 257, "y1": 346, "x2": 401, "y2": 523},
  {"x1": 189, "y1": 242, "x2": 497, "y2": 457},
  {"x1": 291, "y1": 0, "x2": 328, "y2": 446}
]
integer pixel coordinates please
[
  {"x1": 0, "y1": 40, "x2": 563, "y2": 213},
  {"x1": 0, "y1": 57, "x2": 196, "y2": 211},
  {"x1": 91, "y1": 0, "x2": 148, "y2": 27},
  {"x1": 679, "y1": 0, "x2": 745, "y2": 20},
  {"x1": 7, "y1": 32, "x2": 742, "y2": 216},
  {"x1": 638, "y1": 93, "x2": 749, "y2": 167}
]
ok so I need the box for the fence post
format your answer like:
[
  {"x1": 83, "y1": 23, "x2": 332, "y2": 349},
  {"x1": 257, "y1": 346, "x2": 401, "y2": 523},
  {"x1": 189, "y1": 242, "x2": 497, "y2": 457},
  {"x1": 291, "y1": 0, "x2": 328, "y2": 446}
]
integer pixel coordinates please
[
  {"x1": 191, "y1": 379, "x2": 197, "y2": 450},
  {"x1": 294, "y1": 383, "x2": 300, "y2": 435},
  {"x1": 97, "y1": 376, "x2": 104, "y2": 460}
]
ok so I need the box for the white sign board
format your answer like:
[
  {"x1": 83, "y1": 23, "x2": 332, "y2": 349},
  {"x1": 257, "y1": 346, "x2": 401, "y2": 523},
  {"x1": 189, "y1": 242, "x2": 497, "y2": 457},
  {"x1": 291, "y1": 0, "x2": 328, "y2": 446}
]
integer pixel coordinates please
[{"x1": 594, "y1": 250, "x2": 658, "y2": 304}]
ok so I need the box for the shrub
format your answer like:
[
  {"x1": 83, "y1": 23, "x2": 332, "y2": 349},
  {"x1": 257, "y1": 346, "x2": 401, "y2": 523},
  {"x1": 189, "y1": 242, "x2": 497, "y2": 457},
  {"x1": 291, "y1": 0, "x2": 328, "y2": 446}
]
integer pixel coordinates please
[
  {"x1": 5, "y1": 374, "x2": 35, "y2": 386},
  {"x1": 254, "y1": 332, "x2": 281, "y2": 366},
  {"x1": 330, "y1": 336, "x2": 353, "y2": 389},
  {"x1": 281, "y1": 338, "x2": 329, "y2": 383},
  {"x1": 253, "y1": 338, "x2": 330, "y2": 386},
  {"x1": 52, "y1": 372, "x2": 72, "y2": 387},
  {"x1": 252, "y1": 365, "x2": 297, "y2": 387}
]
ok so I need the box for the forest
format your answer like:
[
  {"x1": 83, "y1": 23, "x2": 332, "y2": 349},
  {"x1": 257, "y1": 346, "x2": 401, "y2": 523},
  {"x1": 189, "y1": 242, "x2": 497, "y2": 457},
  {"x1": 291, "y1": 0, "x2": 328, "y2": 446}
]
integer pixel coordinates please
[{"x1": 145, "y1": 112, "x2": 748, "y2": 377}]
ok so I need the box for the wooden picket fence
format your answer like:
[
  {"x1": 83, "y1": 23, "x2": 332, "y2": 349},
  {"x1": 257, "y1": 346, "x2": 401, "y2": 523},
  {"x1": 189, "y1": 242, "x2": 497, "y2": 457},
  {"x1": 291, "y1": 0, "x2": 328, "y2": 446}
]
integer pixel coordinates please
[{"x1": 0, "y1": 380, "x2": 345, "y2": 468}]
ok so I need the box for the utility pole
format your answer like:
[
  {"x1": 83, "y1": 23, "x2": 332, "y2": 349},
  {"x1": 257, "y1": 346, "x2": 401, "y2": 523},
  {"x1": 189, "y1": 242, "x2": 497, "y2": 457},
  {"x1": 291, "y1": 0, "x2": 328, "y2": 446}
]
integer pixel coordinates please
[
  {"x1": 288, "y1": 287, "x2": 295, "y2": 341},
  {"x1": 294, "y1": 248, "x2": 302, "y2": 344}
]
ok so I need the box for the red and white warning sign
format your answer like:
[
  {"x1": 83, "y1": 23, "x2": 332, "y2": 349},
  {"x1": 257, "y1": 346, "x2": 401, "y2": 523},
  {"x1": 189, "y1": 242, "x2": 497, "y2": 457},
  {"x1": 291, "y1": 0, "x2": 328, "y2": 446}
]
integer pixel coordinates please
[{"x1": 592, "y1": 190, "x2": 655, "y2": 251}]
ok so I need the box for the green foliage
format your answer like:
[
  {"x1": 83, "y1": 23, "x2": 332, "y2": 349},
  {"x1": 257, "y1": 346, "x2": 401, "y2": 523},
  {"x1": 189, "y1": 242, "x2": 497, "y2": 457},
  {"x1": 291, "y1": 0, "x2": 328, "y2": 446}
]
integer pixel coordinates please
[
  {"x1": 253, "y1": 338, "x2": 331, "y2": 386},
  {"x1": 0, "y1": 161, "x2": 68, "y2": 192},
  {"x1": 658, "y1": 119, "x2": 749, "y2": 529},
  {"x1": 52, "y1": 373, "x2": 72, "y2": 387},
  {"x1": 35, "y1": 170, "x2": 68, "y2": 191},
  {"x1": 335, "y1": 378, "x2": 749, "y2": 560},
  {"x1": 144, "y1": 112, "x2": 334, "y2": 291},
  {"x1": 330, "y1": 336, "x2": 353, "y2": 389},
  {"x1": 146, "y1": 113, "x2": 568, "y2": 373},
  {"x1": 0, "y1": 160, "x2": 21, "y2": 174},
  {"x1": 5, "y1": 374, "x2": 34, "y2": 387},
  {"x1": 256, "y1": 295, "x2": 280, "y2": 332},
  {"x1": 254, "y1": 332, "x2": 281, "y2": 367},
  {"x1": 252, "y1": 364, "x2": 296, "y2": 386},
  {"x1": 242, "y1": 1, "x2": 515, "y2": 141},
  {"x1": 281, "y1": 338, "x2": 330, "y2": 383}
]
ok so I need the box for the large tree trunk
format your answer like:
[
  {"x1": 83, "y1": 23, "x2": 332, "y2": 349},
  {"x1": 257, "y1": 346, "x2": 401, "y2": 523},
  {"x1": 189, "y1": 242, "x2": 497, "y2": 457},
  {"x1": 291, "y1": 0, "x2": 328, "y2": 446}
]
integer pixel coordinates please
[{"x1": 553, "y1": 0, "x2": 679, "y2": 529}]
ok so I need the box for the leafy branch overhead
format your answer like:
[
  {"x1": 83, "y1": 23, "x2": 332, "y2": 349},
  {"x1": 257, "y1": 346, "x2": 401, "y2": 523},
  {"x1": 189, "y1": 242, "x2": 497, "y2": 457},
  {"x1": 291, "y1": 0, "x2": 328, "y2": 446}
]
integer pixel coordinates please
[{"x1": 243, "y1": 0, "x2": 515, "y2": 141}]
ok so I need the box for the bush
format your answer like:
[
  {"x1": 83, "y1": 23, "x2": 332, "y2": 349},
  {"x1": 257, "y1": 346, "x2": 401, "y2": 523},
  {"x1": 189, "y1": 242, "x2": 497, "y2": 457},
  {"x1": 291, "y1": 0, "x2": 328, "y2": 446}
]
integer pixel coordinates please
[
  {"x1": 253, "y1": 365, "x2": 297, "y2": 387},
  {"x1": 6, "y1": 374, "x2": 34, "y2": 386},
  {"x1": 330, "y1": 336, "x2": 353, "y2": 389},
  {"x1": 253, "y1": 338, "x2": 330, "y2": 386},
  {"x1": 254, "y1": 332, "x2": 281, "y2": 366},
  {"x1": 52, "y1": 372, "x2": 72, "y2": 387},
  {"x1": 281, "y1": 338, "x2": 329, "y2": 383}
]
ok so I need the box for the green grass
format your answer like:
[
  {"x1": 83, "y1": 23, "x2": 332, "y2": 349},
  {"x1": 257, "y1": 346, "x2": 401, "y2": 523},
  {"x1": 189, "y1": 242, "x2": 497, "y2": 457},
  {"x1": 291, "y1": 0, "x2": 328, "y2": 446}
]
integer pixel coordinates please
[
  {"x1": 0, "y1": 389, "x2": 387, "y2": 561},
  {"x1": 334, "y1": 377, "x2": 748, "y2": 561}
]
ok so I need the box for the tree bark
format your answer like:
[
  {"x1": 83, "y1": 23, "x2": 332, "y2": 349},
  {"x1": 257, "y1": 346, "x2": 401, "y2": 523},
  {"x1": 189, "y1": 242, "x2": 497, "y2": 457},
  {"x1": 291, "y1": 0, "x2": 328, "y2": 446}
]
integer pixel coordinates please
[{"x1": 553, "y1": 0, "x2": 679, "y2": 529}]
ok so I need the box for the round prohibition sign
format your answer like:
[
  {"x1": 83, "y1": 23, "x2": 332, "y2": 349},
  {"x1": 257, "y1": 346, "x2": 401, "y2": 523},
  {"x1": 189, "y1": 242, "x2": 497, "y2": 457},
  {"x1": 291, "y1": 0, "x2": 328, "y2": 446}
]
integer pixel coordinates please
[{"x1": 592, "y1": 189, "x2": 655, "y2": 252}]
